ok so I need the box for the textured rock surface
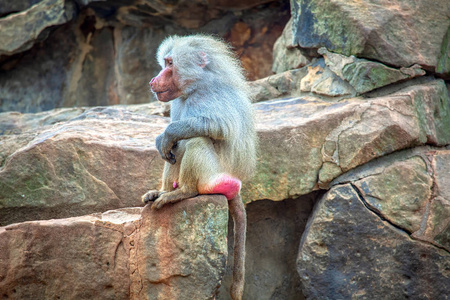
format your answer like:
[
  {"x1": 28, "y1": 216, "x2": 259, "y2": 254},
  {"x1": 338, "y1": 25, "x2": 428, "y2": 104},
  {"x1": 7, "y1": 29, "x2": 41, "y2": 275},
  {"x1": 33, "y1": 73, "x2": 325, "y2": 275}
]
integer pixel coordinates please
[
  {"x1": 0, "y1": 195, "x2": 228, "y2": 300},
  {"x1": 0, "y1": 0, "x2": 75, "y2": 56},
  {"x1": 1, "y1": 80, "x2": 449, "y2": 226},
  {"x1": 297, "y1": 184, "x2": 450, "y2": 299},
  {"x1": 248, "y1": 79, "x2": 450, "y2": 202},
  {"x1": 333, "y1": 147, "x2": 450, "y2": 251},
  {"x1": 218, "y1": 193, "x2": 320, "y2": 300},
  {"x1": 0, "y1": 106, "x2": 167, "y2": 226},
  {"x1": 248, "y1": 68, "x2": 307, "y2": 102},
  {"x1": 272, "y1": 18, "x2": 311, "y2": 74},
  {"x1": 0, "y1": 0, "x2": 290, "y2": 113},
  {"x1": 290, "y1": 0, "x2": 450, "y2": 77},
  {"x1": 133, "y1": 196, "x2": 229, "y2": 300},
  {"x1": 319, "y1": 48, "x2": 426, "y2": 95}
]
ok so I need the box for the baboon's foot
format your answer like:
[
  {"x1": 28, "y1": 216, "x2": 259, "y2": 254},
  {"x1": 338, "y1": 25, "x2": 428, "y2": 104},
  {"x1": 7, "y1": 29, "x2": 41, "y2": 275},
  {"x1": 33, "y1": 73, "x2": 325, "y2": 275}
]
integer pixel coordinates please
[{"x1": 141, "y1": 190, "x2": 162, "y2": 204}]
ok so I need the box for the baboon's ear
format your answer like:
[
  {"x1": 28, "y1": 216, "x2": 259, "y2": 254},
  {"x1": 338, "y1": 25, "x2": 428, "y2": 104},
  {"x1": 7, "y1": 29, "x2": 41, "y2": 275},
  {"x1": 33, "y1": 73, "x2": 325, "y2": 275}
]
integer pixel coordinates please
[{"x1": 199, "y1": 51, "x2": 208, "y2": 68}]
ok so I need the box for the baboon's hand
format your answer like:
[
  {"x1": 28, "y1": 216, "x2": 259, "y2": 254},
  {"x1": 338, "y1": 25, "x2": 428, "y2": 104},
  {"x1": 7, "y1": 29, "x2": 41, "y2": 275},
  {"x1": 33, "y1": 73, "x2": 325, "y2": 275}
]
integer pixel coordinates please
[
  {"x1": 156, "y1": 132, "x2": 176, "y2": 164},
  {"x1": 141, "y1": 190, "x2": 161, "y2": 204}
]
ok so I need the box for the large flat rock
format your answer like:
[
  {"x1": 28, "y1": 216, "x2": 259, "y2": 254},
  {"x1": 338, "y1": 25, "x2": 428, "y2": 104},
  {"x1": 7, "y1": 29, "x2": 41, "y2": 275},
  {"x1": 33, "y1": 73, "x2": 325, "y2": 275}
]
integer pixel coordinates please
[
  {"x1": 247, "y1": 79, "x2": 450, "y2": 201},
  {"x1": 0, "y1": 195, "x2": 228, "y2": 300}
]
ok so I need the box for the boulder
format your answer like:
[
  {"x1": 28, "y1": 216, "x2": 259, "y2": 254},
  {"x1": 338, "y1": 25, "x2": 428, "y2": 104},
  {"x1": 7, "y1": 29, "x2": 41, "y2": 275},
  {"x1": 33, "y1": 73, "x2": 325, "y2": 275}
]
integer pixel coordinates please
[
  {"x1": 297, "y1": 183, "x2": 450, "y2": 299},
  {"x1": 333, "y1": 147, "x2": 450, "y2": 251},
  {"x1": 247, "y1": 79, "x2": 450, "y2": 202},
  {"x1": 0, "y1": 195, "x2": 228, "y2": 300},
  {"x1": 248, "y1": 68, "x2": 307, "y2": 102},
  {"x1": 272, "y1": 18, "x2": 311, "y2": 74},
  {"x1": 0, "y1": 0, "x2": 75, "y2": 56},
  {"x1": 319, "y1": 48, "x2": 426, "y2": 95},
  {"x1": 299, "y1": 58, "x2": 356, "y2": 97},
  {"x1": 0, "y1": 106, "x2": 167, "y2": 226},
  {"x1": 290, "y1": 0, "x2": 450, "y2": 77}
]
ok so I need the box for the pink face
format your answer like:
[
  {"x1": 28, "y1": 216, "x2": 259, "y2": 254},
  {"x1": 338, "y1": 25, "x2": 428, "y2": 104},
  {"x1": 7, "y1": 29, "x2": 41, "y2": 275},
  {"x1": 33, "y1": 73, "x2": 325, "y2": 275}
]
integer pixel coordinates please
[{"x1": 149, "y1": 57, "x2": 183, "y2": 102}]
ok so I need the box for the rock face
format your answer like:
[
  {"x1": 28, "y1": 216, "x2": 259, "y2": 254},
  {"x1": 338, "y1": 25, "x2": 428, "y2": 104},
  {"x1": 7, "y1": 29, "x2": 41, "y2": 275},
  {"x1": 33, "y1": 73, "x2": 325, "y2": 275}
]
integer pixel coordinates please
[
  {"x1": 0, "y1": 196, "x2": 229, "y2": 300},
  {"x1": 298, "y1": 183, "x2": 450, "y2": 299},
  {"x1": 290, "y1": 0, "x2": 450, "y2": 77},
  {"x1": 0, "y1": 106, "x2": 168, "y2": 226},
  {"x1": 1, "y1": 0, "x2": 450, "y2": 299},
  {"x1": 248, "y1": 79, "x2": 450, "y2": 201},
  {"x1": 0, "y1": 0, "x2": 290, "y2": 113}
]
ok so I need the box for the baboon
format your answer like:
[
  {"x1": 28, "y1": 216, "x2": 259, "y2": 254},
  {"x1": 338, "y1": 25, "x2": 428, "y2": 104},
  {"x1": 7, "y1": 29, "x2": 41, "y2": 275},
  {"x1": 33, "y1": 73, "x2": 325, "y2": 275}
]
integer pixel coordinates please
[{"x1": 141, "y1": 35, "x2": 257, "y2": 300}]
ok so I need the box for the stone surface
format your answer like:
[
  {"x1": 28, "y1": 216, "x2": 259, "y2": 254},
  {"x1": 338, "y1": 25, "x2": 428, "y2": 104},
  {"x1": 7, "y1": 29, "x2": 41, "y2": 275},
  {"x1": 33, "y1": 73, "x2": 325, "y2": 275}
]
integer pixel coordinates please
[
  {"x1": 2, "y1": 80, "x2": 449, "y2": 225},
  {"x1": 0, "y1": 0, "x2": 75, "y2": 56},
  {"x1": 297, "y1": 184, "x2": 450, "y2": 299},
  {"x1": 333, "y1": 146, "x2": 450, "y2": 251},
  {"x1": 291, "y1": 0, "x2": 450, "y2": 77},
  {"x1": 133, "y1": 196, "x2": 229, "y2": 300},
  {"x1": 319, "y1": 48, "x2": 426, "y2": 95},
  {"x1": 0, "y1": 0, "x2": 289, "y2": 113},
  {"x1": 0, "y1": 106, "x2": 167, "y2": 226},
  {"x1": 0, "y1": 207, "x2": 140, "y2": 299},
  {"x1": 272, "y1": 18, "x2": 311, "y2": 74},
  {"x1": 0, "y1": 195, "x2": 228, "y2": 300},
  {"x1": 218, "y1": 193, "x2": 321, "y2": 300},
  {"x1": 299, "y1": 58, "x2": 356, "y2": 97},
  {"x1": 247, "y1": 79, "x2": 450, "y2": 202},
  {"x1": 248, "y1": 68, "x2": 307, "y2": 102}
]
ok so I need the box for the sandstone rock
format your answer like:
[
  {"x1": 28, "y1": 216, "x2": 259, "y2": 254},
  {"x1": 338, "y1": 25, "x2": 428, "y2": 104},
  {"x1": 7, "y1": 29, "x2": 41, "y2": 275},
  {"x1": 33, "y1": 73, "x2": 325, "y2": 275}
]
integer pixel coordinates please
[
  {"x1": 2, "y1": 80, "x2": 449, "y2": 226},
  {"x1": 319, "y1": 48, "x2": 426, "y2": 94},
  {"x1": 0, "y1": 0, "x2": 42, "y2": 16},
  {"x1": 297, "y1": 184, "x2": 450, "y2": 299},
  {"x1": 0, "y1": 195, "x2": 228, "y2": 300},
  {"x1": 0, "y1": 106, "x2": 167, "y2": 226},
  {"x1": 248, "y1": 68, "x2": 307, "y2": 102},
  {"x1": 333, "y1": 146, "x2": 450, "y2": 251},
  {"x1": 272, "y1": 18, "x2": 311, "y2": 74},
  {"x1": 218, "y1": 193, "x2": 319, "y2": 300},
  {"x1": 0, "y1": 0, "x2": 75, "y2": 56},
  {"x1": 291, "y1": 0, "x2": 450, "y2": 77},
  {"x1": 133, "y1": 196, "x2": 228, "y2": 299},
  {"x1": 0, "y1": 207, "x2": 139, "y2": 299},
  {"x1": 0, "y1": 1, "x2": 289, "y2": 113},
  {"x1": 299, "y1": 58, "x2": 356, "y2": 97},
  {"x1": 246, "y1": 79, "x2": 450, "y2": 201}
]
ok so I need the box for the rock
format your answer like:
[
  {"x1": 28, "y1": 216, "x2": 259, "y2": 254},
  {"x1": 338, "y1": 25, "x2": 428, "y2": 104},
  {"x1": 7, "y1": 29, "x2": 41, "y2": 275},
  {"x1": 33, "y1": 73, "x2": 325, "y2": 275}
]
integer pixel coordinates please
[
  {"x1": 319, "y1": 48, "x2": 426, "y2": 95},
  {"x1": 0, "y1": 207, "x2": 140, "y2": 299},
  {"x1": 299, "y1": 58, "x2": 356, "y2": 97},
  {"x1": 0, "y1": 106, "x2": 168, "y2": 226},
  {"x1": 134, "y1": 196, "x2": 228, "y2": 299},
  {"x1": 290, "y1": 0, "x2": 450, "y2": 77},
  {"x1": 246, "y1": 79, "x2": 450, "y2": 202},
  {"x1": 0, "y1": 0, "x2": 76, "y2": 56},
  {"x1": 248, "y1": 68, "x2": 307, "y2": 102},
  {"x1": 1, "y1": 80, "x2": 449, "y2": 225},
  {"x1": 297, "y1": 184, "x2": 450, "y2": 299},
  {"x1": 332, "y1": 146, "x2": 450, "y2": 251},
  {"x1": 0, "y1": 0, "x2": 42, "y2": 16},
  {"x1": 0, "y1": 1, "x2": 289, "y2": 113},
  {"x1": 218, "y1": 193, "x2": 319, "y2": 300},
  {"x1": 0, "y1": 195, "x2": 228, "y2": 299},
  {"x1": 272, "y1": 18, "x2": 311, "y2": 74}
]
